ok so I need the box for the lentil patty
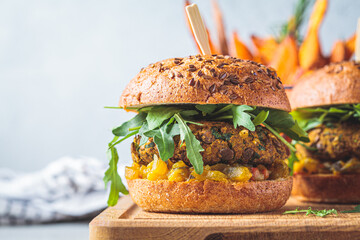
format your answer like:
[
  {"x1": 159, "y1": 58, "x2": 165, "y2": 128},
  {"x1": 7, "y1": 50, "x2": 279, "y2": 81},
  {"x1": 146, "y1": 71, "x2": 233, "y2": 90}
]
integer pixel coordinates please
[
  {"x1": 300, "y1": 122, "x2": 360, "y2": 162},
  {"x1": 131, "y1": 121, "x2": 289, "y2": 166}
]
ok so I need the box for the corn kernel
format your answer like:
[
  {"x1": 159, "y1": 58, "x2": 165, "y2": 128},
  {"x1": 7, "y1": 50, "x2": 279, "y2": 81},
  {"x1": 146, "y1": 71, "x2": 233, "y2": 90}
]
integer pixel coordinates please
[
  {"x1": 303, "y1": 157, "x2": 319, "y2": 174},
  {"x1": 172, "y1": 160, "x2": 187, "y2": 169},
  {"x1": 125, "y1": 166, "x2": 140, "y2": 180},
  {"x1": 147, "y1": 155, "x2": 169, "y2": 181},
  {"x1": 204, "y1": 165, "x2": 211, "y2": 171},
  {"x1": 140, "y1": 165, "x2": 148, "y2": 178},
  {"x1": 252, "y1": 139, "x2": 260, "y2": 145},
  {"x1": 239, "y1": 129, "x2": 249, "y2": 138},
  {"x1": 190, "y1": 169, "x2": 208, "y2": 181},
  {"x1": 146, "y1": 161, "x2": 154, "y2": 172},
  {"x1": 168, "y1": 168, "x2": 190, "y2": 182},
  {"x1": 206, "y1": 170, "x2": 228, "y2": 182},
  {"x1": 293, "y1": 161, "x2": 304, "y2": 174},
  {"x1": 224, "y1": 166, "x2": 252, "y2": 182},
  {"x1": 132, "y1": 162, "x2": 140, "y2": 168}
]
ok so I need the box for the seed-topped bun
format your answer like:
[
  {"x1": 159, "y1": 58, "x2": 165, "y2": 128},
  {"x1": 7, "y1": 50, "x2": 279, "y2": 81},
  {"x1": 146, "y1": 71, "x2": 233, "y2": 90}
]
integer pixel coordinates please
[
  {"x1": 119, "y1": 55, "x2": 291, "y2": 111},
  {"x1": 290, "y1": 61, "x2": 360, "y2": 109}
]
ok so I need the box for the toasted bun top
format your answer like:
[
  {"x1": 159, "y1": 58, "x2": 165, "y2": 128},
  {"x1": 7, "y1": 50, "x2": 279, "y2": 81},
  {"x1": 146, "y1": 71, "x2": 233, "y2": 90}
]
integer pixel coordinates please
[
  {"x1": 119, "y1": 55, "x2": 291, "y2": 111},
  {"x1": 290, "y1": 61, "x2": 360, "y2": 109}
]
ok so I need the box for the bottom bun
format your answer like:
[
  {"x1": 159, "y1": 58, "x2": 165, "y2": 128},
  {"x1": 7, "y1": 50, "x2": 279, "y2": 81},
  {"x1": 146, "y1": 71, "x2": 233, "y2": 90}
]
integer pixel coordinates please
[
  {"x1": 127, "y1": 177, "x2": 292, "y2": 213},
  {"x1": 292, "y1": 174, "x2": 360, "y2": 203}
]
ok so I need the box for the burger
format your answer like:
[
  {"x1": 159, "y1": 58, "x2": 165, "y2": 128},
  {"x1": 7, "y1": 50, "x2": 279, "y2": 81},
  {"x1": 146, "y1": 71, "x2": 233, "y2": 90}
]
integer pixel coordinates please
[
  {"x1": 105, "y1": 54, "x2": 309, "y2": 213},
  {"x1": 290, "y1": 61, "x2": 360, "y2": 203}
]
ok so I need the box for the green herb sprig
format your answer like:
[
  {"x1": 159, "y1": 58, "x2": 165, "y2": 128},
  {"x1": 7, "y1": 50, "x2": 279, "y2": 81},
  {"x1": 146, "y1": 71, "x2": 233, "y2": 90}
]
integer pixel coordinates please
[
  {"x1": 283, "y1": 207, "x2": 338, "y2": 217},
  {"x1": 341, "y1": 205, "x2": 360, "y2": 213},
  {"x1": 104, "y1": 104, "x2": 309, "y2": 206},
  {"x1": 275, "y1": 0, "x2": 313, "y2": 43}
]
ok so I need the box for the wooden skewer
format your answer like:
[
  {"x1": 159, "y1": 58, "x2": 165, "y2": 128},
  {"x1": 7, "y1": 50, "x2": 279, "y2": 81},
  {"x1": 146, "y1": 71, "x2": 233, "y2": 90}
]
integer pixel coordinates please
[
  {"x1": 185, "y1": 4, "x2": 212, "y2": 55},
  {"x1": 356, "y1": 18, "x2": 360, "y2": 62}
]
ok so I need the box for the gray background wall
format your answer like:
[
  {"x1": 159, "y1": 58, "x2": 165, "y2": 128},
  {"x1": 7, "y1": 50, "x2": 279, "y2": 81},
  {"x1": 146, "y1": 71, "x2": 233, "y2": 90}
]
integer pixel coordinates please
[{"x1": 1, "y1": 0, "x2": 359, "y2": 172}]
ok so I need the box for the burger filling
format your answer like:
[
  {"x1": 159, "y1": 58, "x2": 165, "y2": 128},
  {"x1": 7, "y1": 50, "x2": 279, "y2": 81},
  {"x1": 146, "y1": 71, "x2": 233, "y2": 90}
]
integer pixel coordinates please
[
  {"x1": 127, "y1": 122, "x2": 289, "y2": 182},
  {"x1": 106, "y1": 104, "x2": 308, "y2": 205},
  {"x1": 291, "y1": 104, "x2": 360, "y2": 175}
]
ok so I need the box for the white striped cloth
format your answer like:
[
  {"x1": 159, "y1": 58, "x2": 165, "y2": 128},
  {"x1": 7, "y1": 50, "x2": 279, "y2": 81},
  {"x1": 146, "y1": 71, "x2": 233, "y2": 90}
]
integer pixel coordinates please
[{"x1": 0, "y1": 157, "x2": 125, "y2": 225}]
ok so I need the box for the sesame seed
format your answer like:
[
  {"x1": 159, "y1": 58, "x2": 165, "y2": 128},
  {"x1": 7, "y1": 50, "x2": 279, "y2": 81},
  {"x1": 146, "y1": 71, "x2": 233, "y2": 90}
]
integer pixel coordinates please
[
  {"x1": 209, "y1": 84, "x2": 216, "y2": 93},
  {"x1": 217, "y1": 63, "x2": 229, "y2": 68},
  {"x1": 194, "y1": 80, "x2": 201, "y2": 88},
  {"x1": 229, "y1": 94, "x2": 238, "y2": 100},
  {"x1": 245, "y1": 77, "x2": 254, "y2": 83},
  {"x1": 228, "y1": 74, "x2": 239, "y2": 84},
  {"x1": 219, "y1": 72, "x2": 228, "y2": 80},
  {"x1": 188, "y1": 65, "x2": 197, "y2": 72},
  {"x1": 189, "y1": 78, "x2": 195, "y2": 86}
]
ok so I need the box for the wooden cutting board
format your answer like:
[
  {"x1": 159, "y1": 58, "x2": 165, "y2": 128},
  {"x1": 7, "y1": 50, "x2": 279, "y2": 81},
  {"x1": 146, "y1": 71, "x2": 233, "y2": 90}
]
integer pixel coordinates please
[{"x1": 89, "y1": 195, "x2": 360, "y2": 240}]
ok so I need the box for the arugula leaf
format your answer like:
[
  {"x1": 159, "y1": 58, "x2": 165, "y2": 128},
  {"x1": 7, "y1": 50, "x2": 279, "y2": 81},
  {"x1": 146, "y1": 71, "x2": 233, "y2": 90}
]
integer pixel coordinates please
[
  {"x1": 282, "y1": 120, "x2": 310, "y2": 142},
  {"x1": 112, "y1": 112, "x2": 147, "y2": 136},
  {"x1": 260, "y1": 109, "x2": 309, "y2": 142},
  {"x1": 252, "y1": 110, "x2": 269, "y2": 126},
  {"x1": 283, "y1": 207, "x2": 337, "y2": 217},
  {"x1": 138, "y1": 122, "x2": 150, "y2": 146},
  {"x1": 232, "y1": 105, "x2": 255, "y2": 131},
  {"x1": 261, "y1": 122, "x2": 296, "y2": 152},
  {"x1": 109, "y1": 130, "x2": 139, "y2": 149},
  {"x1": 148, "y1": 122, "x2": 176, "y2": 162},
  {"x1": 291, "y1": 104, "x2": 360, "y2": 132},
  {"x1": 180, "y1": 110, "x2": 199, "y2": 118},
  {"x1": 167, "y1": 122, "x2": 180, "y2": 136},
  {"x1": 174, "y1": 113, "x2": 204, "y2": 174},
  {"x1": 104, "y1": 139, "x2": 129, "y2": 206},
  {"x1": 195, "y1": 104, "x2": 217, "y2": 114},
  {"x1": 266, "y1": 109, "x2": 295, "y2": 129},
  {"x1": 146, "y1": 106, "x2": 179, "y2": 130},
  {"x1": 341, "y1": 205, "x2": 360, "y2": 213}
]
